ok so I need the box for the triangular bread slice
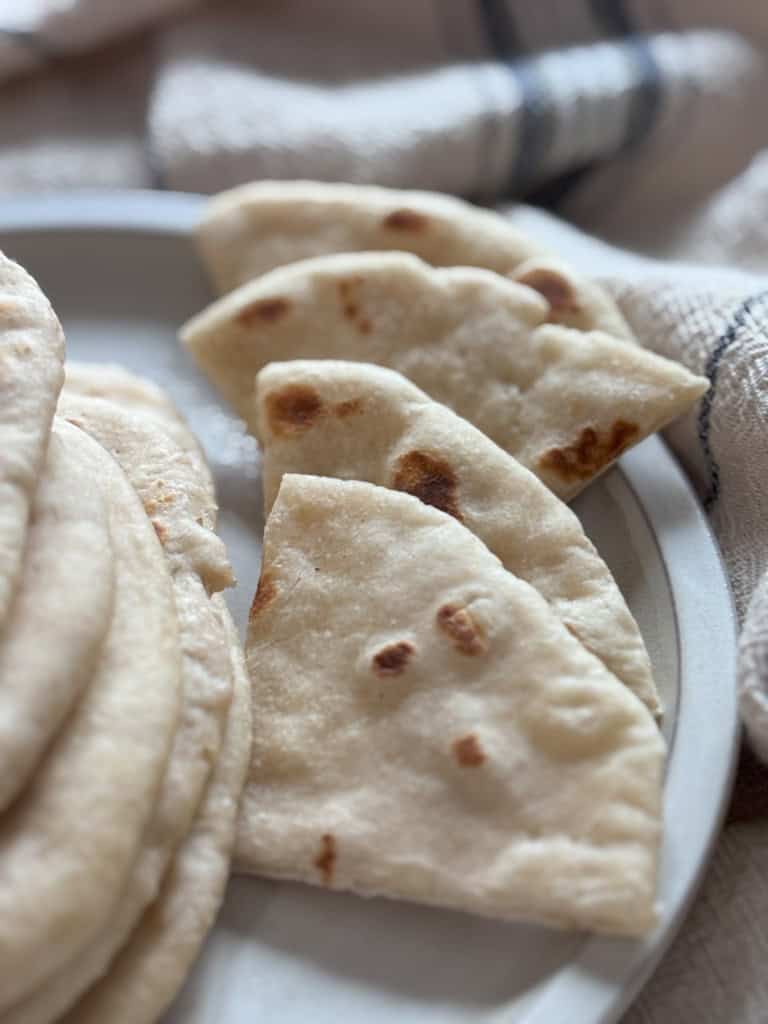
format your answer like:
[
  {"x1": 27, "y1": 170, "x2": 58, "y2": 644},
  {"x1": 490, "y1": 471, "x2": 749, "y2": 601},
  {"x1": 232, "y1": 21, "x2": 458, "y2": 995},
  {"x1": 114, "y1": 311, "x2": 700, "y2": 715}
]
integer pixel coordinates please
[
  {"x1": 180, "y1": 251, "x2": 708, "y2": 499},
  {"x1": 253, "y1": 360, "x2": 659, "y2": 716},
  {"x1": 237, "y1": 474, "x2": 665, "y2": 937},
  {"x1": 197, "y1": 181, "x2": 631, "y2": 338}
]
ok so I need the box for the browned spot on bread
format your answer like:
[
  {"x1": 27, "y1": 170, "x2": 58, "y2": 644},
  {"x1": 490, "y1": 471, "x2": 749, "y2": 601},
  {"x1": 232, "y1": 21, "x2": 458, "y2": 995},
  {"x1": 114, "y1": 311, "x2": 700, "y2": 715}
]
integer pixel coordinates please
[
  {"x1": 453, "y1": 734, "x2": 486, "y2": 766},
  {"x1": 372, "y1": 641, "x2": 414, "y2": 676},
  {"x1": 64, "y1": 417, "x2": 83, "y2": 429},
  {"x1": 249, "y1": 570, "x2": 276, "y2": 618},
  {"x1": 337, "y1": 276, "x2": 364, "y2": 299},
  {"x1": 337, "y1": 278, "x2": 372, "y2": 334},
  {"x1": 314, "y1": 834, "x2": 336, "y2": 885},
  {"x1": 334, "y1": 398, "x2": 363, "y2": 418},
  {"x1": 382, "y1": 208, "x2": 430, "y2": 232},
  {"x1": 237, "y1": 297, "x2": 290, "y2": 327},
  {"x1": 152, "y1": 521, "x2": 168, "y2": 544},
  {"x1": 436, "y1": 603, "x2": 488, "y2": 655},
  {"x1": 392, "y1": 450, "x2": 462, "y2": 520},
  {"x1": 265, "y1": 384, "x2": 324, "y2": 436},
  {"x1": 515, "y1": 267, "x2": 580, "y2": 316},
  {"x1": 539, "y1": 420, "x2": 640, "y2": 482}
]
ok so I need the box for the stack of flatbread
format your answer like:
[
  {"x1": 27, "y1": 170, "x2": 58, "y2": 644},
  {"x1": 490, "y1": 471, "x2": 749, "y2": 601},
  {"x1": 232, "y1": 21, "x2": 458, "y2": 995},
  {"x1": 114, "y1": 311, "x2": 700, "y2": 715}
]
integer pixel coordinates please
[
  {"x1": 0, "y1": 250, "x2": 251, "y2": 1024},
  {"x1": 180, "y1": 180, "x2": 712, "y2": 937}
]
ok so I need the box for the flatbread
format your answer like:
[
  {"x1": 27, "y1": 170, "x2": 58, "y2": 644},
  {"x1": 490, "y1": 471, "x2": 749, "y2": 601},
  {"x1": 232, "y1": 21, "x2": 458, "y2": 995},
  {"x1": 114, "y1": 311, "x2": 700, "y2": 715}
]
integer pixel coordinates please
[
  {"x1": 64, "y1": 363, "x2": 216, "y2": 527},
  {"x1": 0, "y1": 421, "x2": 115, "y2": 812},
  {"x1": 180, "y1": 251, "x2": 708, "y2": 499},
  {"x1": 254, "y1": 360, "x2": 659, "y2": 715},
  {"x1": 66, "y1": 597, "x2": 252, "y2": 1024},
  {"x1": 0, "y1": 419, "x2": 181, "y2": 1011},
  {"x1": 8, "y1": 388, "x2": 237, "y2": 1023},
  {"x1": 237, "y1": 475, "x2": 665, "y2": 936},
  {"x1": 0, "y1": 251, "x2": 65, "y2": 630},
  {"x1": 197, "y1": 180, "x2": 631, "y2": 339},
  {"x1": 60, "y1": 383, "x2": 232, "y2": 592}
]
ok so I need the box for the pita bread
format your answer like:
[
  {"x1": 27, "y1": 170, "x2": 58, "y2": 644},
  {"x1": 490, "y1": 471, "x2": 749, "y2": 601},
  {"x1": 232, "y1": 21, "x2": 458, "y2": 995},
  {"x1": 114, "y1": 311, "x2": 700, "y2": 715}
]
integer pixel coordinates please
[
  {"x1": 198, "y1": 181, "x2": 631, "y2": 339},
  {"x1": 64, "y1": 363, "x2": 216, "y2": 527},
  {"x1": 59, "y1": 383, "x2": 232, "y2": 592},
  {"x1": 180, "y1": 251, "x2": 708, "y2": 499},
  {"x1": 0, "y1": 422, "x2": 115, "y2": 812},
  {"x1": 254, "y1": 360, "x2": 659, "y2": 715},
  {"x1": 0, "y1": 419, "x2": 181, "y2": 1012},
  {"x1": 237, "y1": 475, "x2": 665, "y2": 936},
  {"x1": 10, "y1": 389, "x2": 236, "y2": 1022},
  {"x1": 0, "y1": 252, "x2": 65, "y2": 630},
  {"x1": 66, "y1": 597, "x2": 252, "y2": 1024}
]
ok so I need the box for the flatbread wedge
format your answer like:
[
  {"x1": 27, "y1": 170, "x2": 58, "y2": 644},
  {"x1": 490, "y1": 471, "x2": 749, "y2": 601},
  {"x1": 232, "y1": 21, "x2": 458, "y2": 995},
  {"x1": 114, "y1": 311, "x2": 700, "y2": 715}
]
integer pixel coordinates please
[
  {"x1": 180, "y1": 251, "x2": 708, "y2": 499},
  {"x1": 253, "y1": 360, "x2": 659, "y2": 715},
  {"x1": 0, "y1": 251, "x2": 65, "y2": 630},
  {"x1": 237, "y1": 475, "x2": 665, "y2": 937},
  {"x1": 197, "y1": 180, "x2": 631, "y2": 338}
]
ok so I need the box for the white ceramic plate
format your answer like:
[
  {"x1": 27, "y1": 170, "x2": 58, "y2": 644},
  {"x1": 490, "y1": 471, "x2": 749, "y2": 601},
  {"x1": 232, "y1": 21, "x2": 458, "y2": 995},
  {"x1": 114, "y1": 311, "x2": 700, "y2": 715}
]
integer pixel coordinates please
[{"x1": 0, "y1": 192, "x2": 738, "y2": 1024}]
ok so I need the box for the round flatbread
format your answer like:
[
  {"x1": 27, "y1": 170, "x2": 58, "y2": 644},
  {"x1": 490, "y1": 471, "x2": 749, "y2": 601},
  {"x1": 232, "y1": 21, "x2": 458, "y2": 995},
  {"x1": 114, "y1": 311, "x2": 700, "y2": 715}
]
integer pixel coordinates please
[
  {"x1": 180, "y1": 251, "x2": 708, "y2": 500},
  {"x1": 6, "y1": 389, "x2": 236, "y2": 1024},
  {"x1": 253, "y1": 359, "x2": 659, "y2": 715},
  {"x1": 0, "y1": 421, "x2": 115, "y2": 812},
  {"x1": 237, "y1": 475, "x2": 665, "y2": 937},
  {"x1": 65, "y1": 597, "x2": 251, "y2": 1024},
  {"x1": 0, "y1": 251, "x2": 65, "y2": 631},
  {"x1": 0, "y1": 419, "x2": 181, "y2": 1011}
]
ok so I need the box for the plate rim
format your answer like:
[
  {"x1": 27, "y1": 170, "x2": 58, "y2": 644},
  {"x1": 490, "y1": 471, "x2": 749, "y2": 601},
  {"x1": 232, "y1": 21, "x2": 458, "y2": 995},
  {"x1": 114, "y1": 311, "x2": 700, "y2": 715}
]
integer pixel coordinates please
[{"x1": 0, "y1": 191, "x2": 740, "y2": 1024}]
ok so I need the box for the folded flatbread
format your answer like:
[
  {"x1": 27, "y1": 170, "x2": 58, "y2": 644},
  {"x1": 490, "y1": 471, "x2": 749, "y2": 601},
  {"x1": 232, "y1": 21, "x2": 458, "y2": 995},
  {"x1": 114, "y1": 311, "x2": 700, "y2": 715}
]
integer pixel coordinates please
[
  {"x1": 237, "y1": 474, "x2": 665, "y2": 936},
  {"x1": 181, "y1": 251, "x2": 708, "y2": 499},
  {"x1": 0, "y1": 251, "x2": 65, "y2": 630},
  {"x1": 253, "y1": 360, "x2": 659, "y2": 715}
]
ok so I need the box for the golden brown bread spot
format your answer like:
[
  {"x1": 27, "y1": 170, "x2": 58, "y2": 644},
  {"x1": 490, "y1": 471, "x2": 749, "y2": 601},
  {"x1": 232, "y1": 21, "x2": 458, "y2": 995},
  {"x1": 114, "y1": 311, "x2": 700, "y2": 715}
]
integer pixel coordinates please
[
  {"x1": 152, "y1": 521, "x2": 168, "y2": 544},
  {"x1": 515, "y1": 267, "x2": 580, "y2": 316},
  {"x1": 265, "y1": 384, "x2": 324, "y2": 436},
  {"x1": 453, "y1": 734, "x2": 486, "y2": 766},
  {"x1": 314, "y1": 833, "x2": 336, "y2": 885},
  {"x1": 382, "y1": 208, "x2": 430, "y2": 232},
  {"x1": 539, "y1": 420, "x2": 640, "y2": 482},
  {"x1": 334, "y1": 398, "x2": 364, "y2": 418},
  {"x1": 337, "y1": 277, "x2": 372, "y2": 334},
  {"x1": 236, "y1": 296, "x2": 291, "y2": 327},
  {"x1": 372, "y1": 641, "x2": 414, "y2": 676},
  {"x1": 436, "y1": 603, "x2": 488, "y2": 655},
  {"x1": 64, "y1": 417, "x2": 83, "y2": 430},
  {"x1": 392, "y1": 450, "x2": 462, "y2": 520},
  {"x1": 249, "y1": 569, "x2": 277, "y2": 618}
]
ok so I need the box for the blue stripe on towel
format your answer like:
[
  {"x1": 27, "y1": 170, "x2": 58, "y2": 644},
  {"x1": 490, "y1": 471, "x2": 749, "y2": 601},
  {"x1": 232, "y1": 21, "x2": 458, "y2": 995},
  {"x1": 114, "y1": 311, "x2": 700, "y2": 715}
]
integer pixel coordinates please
[
  {"x1": 699, "y1": 292, "x2": 768, "y2": 511},
  {"x1": 589, "y1": 0, "x2": 634, "y2": 36},
  {"x1": 476, "y1": 0, "x2": 522, "y2": 59}
]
